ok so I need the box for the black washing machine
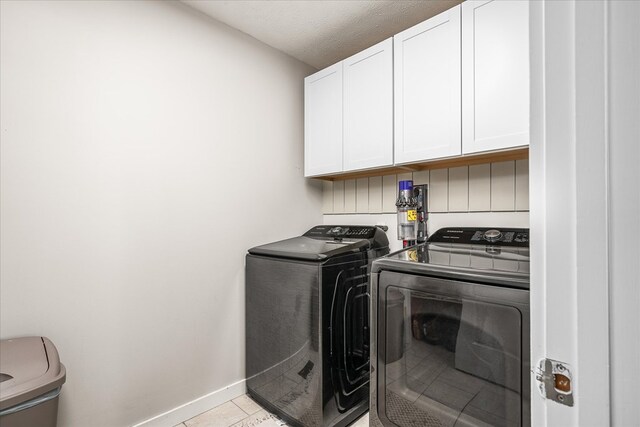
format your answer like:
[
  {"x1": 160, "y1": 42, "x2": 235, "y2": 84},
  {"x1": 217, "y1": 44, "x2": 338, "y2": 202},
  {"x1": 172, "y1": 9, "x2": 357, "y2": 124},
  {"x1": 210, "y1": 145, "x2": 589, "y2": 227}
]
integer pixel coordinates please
[
  {"x1": 246, "y1": 225, "x2": 389, "y2": 427},
  {"x1": 370, "y1": 227, "x2": 530, "y2": 427}
]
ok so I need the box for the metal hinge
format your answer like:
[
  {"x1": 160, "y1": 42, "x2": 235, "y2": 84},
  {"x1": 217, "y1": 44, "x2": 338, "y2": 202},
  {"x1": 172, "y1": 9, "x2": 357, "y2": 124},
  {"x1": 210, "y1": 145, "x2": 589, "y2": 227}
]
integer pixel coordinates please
[{"x1": 533, "y1": 358, "x2": 574, "y2": 407}]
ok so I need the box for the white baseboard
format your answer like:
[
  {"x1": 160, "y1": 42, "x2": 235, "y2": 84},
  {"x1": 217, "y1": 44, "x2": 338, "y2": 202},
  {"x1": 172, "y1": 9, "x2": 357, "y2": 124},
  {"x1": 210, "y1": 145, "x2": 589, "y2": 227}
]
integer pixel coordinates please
[{"x1": 133, "y1": 379, "x2": 246, "y2": 427}]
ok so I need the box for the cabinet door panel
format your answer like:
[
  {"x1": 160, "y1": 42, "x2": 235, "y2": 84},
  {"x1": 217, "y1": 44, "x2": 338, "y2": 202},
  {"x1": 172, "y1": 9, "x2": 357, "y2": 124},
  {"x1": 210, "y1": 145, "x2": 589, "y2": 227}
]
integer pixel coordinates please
[
  {"x1": 304, "y1": 64, "x2": 343, "y2": 177},
  {"x1": 343, "y1": 38, "x2": 393, "y2": 171},
  {"x1": 462, "y1": 0, "x2": 529, "y2": 154},
  {"x1": 394, "y1": 5, "x2": 462, "y2": 164}
]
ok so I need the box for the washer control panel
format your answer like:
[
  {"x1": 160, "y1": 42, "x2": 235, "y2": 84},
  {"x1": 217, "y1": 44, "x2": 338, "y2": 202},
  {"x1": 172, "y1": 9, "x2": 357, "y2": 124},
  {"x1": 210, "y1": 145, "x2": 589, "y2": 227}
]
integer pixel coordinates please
[
  {"x1": 304, "y1": 225, "x2": 379, "y2": 239},
  {"x1": 428, "y1": 227, "x2": 529, "y2": 247}
]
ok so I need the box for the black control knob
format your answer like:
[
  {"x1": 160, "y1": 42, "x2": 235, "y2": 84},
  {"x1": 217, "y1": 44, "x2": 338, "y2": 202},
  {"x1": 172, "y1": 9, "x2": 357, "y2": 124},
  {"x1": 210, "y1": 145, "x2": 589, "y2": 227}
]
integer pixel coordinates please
[
  {"x1": 483, "y1": 229, "x2": 503, "y2": 243},
  {"x1": 330, "y1": 227, "x2": 347, "y2": 235}
]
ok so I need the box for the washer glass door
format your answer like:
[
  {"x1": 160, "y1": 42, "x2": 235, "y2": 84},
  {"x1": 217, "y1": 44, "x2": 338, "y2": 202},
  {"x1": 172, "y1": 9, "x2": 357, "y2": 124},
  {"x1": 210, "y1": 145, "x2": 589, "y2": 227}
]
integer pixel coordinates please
[{"x1": 376, "y1": 271, "x2": 530, "y2": 427}]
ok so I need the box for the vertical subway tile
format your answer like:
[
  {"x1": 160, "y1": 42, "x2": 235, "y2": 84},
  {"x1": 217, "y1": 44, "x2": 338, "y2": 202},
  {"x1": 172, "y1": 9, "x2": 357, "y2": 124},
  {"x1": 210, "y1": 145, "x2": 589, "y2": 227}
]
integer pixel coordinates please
[
  {"x1": 469, "y1": 164, "x2": 491, "y2": 211},
  {"x1": 356, "y1": 178, "x2": 369, "y2": 213},
  {"x1": 397, "y1": 172, "x2": 412, "y2": 184},
  {"x1": 412, "y1": 170, "x2": 430, "y2": 185},
  {"x1": 321, "y1": 160, "x2": 521, "y2": 216},
  {"x1": 448, "y1": 166, "x2": 469, "y2": 212},
  {"x1": 368, "y1": 176, "x2": 383, "y2": 213},
  {"x1": 491, "y1": 161, "x2": 516, "y2": 211},
  {"x1": 322, "y1": 181, "x2": 334, "y2": 214},
  {"x1": 515, "y1": 159, "x2": 530, "y2": 211},
  {"x1": 333, "y1": 180, "x2": 345, "y2": 213},
  {"x1": 429, "y1": 169, "x2": 448, "y2": 213},
  {"x1": 382, "y1": 175, "x2": 397, "y2": 213},
  {"x1": 344, "y1": 179, "x2": 356, "y2": 213}
]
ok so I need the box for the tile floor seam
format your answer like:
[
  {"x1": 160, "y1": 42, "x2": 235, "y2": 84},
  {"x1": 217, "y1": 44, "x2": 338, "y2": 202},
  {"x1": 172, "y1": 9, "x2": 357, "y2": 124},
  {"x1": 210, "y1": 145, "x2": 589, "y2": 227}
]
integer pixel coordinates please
[
  {"x1": 232, "y1": 400, "x2": 250, "y2": 417},
  {"x1": 176, "y1": 393, "x2": 368, "y2": 426}
]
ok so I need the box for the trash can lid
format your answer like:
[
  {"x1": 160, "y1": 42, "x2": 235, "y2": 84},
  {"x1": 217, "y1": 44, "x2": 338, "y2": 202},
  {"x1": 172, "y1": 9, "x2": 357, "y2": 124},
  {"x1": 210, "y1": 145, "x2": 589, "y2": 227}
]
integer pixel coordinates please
[{"x1": 0, "y1": 337, "x2": 66, "y2": 411}]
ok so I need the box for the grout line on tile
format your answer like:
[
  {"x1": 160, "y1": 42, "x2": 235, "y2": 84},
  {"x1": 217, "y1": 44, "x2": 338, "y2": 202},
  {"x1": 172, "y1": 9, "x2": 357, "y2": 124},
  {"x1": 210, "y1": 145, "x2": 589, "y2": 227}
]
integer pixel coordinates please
[
  {"x1": 489, "y1": 162, "x2": 493, "y2": 212},
  {"x1": 231, "y1": 400, "x2": 250, "y2": 417},
  {"x1": 449, "y1": 168, "x2": 452, "y2": 213},
  {"x1": 466, "y1": 165, "x2": 470, "y2": 213}
]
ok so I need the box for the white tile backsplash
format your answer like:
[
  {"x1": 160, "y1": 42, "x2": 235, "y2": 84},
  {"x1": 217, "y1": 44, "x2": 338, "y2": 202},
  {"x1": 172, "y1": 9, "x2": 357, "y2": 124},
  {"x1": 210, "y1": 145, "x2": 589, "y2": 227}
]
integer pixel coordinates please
[
  {"x1": 322, "y1": 160, "x2": 529, "y2": 215},
  {"x1": 429, "y1": 168, "x2": 449, "y2": 213},
  {"x1": 469, "y1": 163, "x2": 491, "y2": 211},
  {"x1": 356, "y1": 178, "x2": 369, "y2": 213},
  {"x1": 322, "y1": 181, "x2": 334, "y2": 213},
  {"x1": 491, "y1": 161, "x2": 516, "y2": 211},
  {"x1": 333, "y1": 180, "x2": 345, "y2": 213},
  {"x1": 448, "y1": 166, "x2": 469, "y2": 212},
  {"x1": 368, "y1": 176, "x2": 383, "y2": 213},
  {"x1": 344, "y1": 179, "x2": 356, "y2": 213},
  {"x1": 382, "y1": 175, "x2": 397, "y2": 213},
  {"x1": 397, "y1": 172, "x2": 413, "y2": 183},
  {"x1": 515, "y1": 158, "x2": 530, "y2": 211},
  {"x1": 413, "y1": 170, "x2": 430, "y2": 186}
]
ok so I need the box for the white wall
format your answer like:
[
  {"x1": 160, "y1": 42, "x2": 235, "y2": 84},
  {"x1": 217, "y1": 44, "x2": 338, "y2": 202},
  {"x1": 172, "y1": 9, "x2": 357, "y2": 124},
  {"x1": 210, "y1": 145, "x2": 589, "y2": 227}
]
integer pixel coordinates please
[{"x1": 0, "y1": 1, "x2": 320, "y2": 426}]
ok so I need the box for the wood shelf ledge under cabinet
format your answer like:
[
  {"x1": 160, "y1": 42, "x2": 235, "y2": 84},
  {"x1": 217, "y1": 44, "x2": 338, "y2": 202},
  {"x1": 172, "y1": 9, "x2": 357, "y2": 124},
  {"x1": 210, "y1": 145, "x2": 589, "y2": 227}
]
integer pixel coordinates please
[{"x1": 310, "y1": 147, "x2": 528, "y2": 181}]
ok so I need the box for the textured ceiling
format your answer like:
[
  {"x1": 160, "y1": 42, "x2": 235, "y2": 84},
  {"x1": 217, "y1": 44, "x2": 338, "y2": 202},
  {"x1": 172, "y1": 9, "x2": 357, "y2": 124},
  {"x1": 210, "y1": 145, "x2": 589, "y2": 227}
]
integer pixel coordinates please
[{"x1": 180, "y1": 0, "x2": 462, "y2": 70}]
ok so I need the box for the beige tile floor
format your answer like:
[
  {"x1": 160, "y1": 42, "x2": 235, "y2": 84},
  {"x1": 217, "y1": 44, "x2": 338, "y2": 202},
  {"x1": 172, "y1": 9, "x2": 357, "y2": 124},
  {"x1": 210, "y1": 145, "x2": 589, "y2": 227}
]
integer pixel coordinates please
[{"x1": 174, "y1": 394, "x2": 370, "y2": 427}]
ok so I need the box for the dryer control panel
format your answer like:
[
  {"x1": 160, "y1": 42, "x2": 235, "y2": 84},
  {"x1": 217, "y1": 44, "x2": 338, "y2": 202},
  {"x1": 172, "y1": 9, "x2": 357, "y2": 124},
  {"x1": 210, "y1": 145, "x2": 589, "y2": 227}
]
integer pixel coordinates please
[{"x1": 428, "y1": 227, "x2": 529, "y2": 247}]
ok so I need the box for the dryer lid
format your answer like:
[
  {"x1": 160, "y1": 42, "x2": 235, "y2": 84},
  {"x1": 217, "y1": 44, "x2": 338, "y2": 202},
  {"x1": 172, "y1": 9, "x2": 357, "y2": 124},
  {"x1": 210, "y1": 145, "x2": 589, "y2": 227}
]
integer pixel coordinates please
[
  {"x1": 248, "y1": 225, "x2": 389, "y2": 262},
  {"x1": 248, "y1": 235, "x2": 370, "y2": 261}
]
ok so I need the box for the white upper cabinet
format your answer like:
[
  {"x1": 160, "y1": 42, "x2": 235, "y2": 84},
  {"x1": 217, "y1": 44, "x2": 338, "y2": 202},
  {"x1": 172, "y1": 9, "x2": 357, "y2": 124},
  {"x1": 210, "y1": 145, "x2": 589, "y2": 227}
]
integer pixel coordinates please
[
  {"x1": 394, "y1": 5, "x2": 462, "y2": 165},
  {"x1": 343, "y1": 38, "x2": 393, "y2": 171},
  {"x1": 304, "y1": 63, "x2": 343, "y2": 177},
  {"x1": 304, "y1": 1, "x2": 530, "y2": 177},
  {"x1": 462, "y1": 0, "x2": 529, "y2": 154}
]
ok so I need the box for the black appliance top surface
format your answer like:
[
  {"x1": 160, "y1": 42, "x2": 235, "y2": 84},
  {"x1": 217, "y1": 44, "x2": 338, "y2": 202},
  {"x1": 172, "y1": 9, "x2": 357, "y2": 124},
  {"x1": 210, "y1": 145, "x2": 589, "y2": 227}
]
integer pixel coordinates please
[
  {"x1": 374, "y1": 227, "x2": 530, "y2": 289},
  {"x1": 248, "y1": 225, "x2": 389, "y2": 261}
]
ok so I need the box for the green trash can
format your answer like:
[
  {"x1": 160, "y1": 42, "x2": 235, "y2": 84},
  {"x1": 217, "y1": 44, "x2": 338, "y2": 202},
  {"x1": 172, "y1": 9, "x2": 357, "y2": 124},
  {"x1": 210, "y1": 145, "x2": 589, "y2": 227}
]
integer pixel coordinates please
[{"x1": 0, "y1": 337, "x2": 66, "y2": 427}]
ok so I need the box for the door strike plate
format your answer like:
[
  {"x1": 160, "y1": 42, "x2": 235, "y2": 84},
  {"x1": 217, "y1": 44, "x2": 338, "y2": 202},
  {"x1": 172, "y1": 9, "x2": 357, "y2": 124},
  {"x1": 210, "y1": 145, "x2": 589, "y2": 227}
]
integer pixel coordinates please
[{"x1": 533, "y1": 358, "x2": 574, "y2": 407}]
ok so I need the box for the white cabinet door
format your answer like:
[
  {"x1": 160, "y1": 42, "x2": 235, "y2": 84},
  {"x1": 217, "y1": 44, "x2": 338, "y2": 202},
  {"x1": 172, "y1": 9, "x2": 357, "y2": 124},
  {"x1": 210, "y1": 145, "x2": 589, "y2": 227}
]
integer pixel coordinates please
[
  {"x1": 462, "y1": 0, "x2": 529, "y2": 154},
  {"x1": 304, "y1": 63, "x2": 343, "y2": 177},
  {"x1": 343, "y1": 38, "x2": 393, "y2": 171},
  {"x1": 394, "y1": 5, "x2": 461, "y2": 164}
]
